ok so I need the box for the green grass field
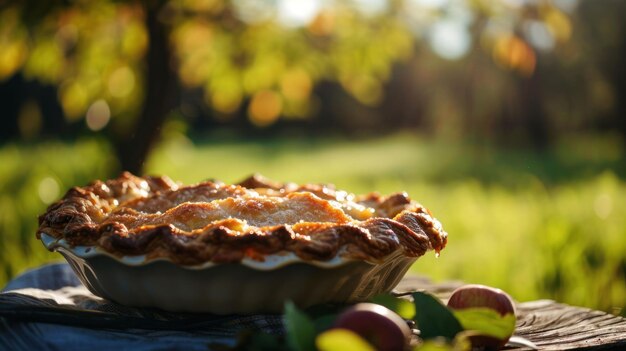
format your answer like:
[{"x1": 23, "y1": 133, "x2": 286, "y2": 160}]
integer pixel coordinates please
[{"x1": 1, "y1": 133, "x2": 624, "y2": 316}]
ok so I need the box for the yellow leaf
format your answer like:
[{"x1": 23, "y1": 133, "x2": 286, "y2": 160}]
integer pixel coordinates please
[{"x1": 316, "y1": 329, "x2": 376, "y2": 351}]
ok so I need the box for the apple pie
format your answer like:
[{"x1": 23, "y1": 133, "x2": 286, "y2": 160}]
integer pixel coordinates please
[{"x1": 37, "y1": 172, "x2": 447, "y2": 265}]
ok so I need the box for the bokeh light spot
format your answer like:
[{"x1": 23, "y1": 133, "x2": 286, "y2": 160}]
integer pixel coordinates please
[
  {"x1": 86, "y1": 99, "x2": 111, "y2": 131},
  {"x1": 594, "y1": 193, "x2": 613, "y2": 219},
  {"x1": 210, "y1": 89, "x2": 242, "y2": 114},
  {"x1": 277, "y1": 0, "x2": 320, "y2": 28},
  {"x1": 341, "y1": 75, "x2": 383, "y2": 106},
  {"x1": 248, "y1": 90, "x2": 282, "y2": 127},
  {"x1": 281, "y1": 69, "x2": 312, "y2": 101},
  {"x1": 107, "y1": 65, "x2": 136, "y2": 98},
  {"x1": 493, "y1": 35, "x2": 536, "y2": 76},
  {"x1": 0, "y1": 41, "x2": 27, "y2": 80},
  {"x1": 308, "y1": 11, "x2": 335, "y2": 36},
  {"x1": 352, "y1": 0, "x2": 388, "y2": 17},
  {"x1": 429, "y1": 20, "x2": 471, "y2": 60},
  {"x1": 544, "y1": 8, "x2": 572, "y2": 42},
  {"x1": 38, "y1": 177, "x2": 60, "y2": 204},
  {"x1": 24, "y1": 39, "x2": 63, "y2": 84},
  {"x1": 524, "y1": 20, "x2": 555, "y2": 51},
  {"x1": 60, "y1": 81, "x2": 88, "y2": 121},
  {"x1": 233, "y1": 0, "x2": 274, "y2": 24},
  {"x1": 410, "y1": 0, "x2": 450, "y2": 9}
]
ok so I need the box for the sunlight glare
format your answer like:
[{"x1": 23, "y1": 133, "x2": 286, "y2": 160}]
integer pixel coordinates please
[
  {"x1": 429, "y1": 20, "x2": 471, "y2": 60},
  {"x1": 501, "y1": 0, "x2": 526, "y2": 8},
  {"x1": 410, "y1": 0, "x2": 449, "y2": 9},
  {"x1": 524, "y1": 20, "x2": 555, "y2": 51},
  {"x1": 554, "y1": 0, "x2": 579, "y2": 13},
  {"x1": 233, "y1": 0, "x2": 274, "y2": 24},
  {"x1": 277, "y1": 0, "x2": 321, "y2": 27},
  {"x1": 352, "y1": 0, "x2": 388, "y2": 16}
]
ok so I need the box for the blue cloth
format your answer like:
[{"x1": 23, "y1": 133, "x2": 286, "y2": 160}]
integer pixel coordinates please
[{"x1": 0, "y1": 263, "x2": 284, "y2": 351}]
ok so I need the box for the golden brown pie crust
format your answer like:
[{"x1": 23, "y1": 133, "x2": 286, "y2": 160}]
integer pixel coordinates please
[{"x1": 37, "y1": 172, "x2": 447, "y2": 265}]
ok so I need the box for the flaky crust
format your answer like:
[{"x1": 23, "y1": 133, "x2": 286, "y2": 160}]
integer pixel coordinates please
[{"x1": 37, "y1": 172, "x2": 447, "y2": 265}]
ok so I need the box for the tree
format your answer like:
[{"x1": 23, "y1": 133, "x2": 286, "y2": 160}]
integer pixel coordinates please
[
  {"x1": 116, "y1": 1, "x2": 176, "y2": 174},
  {"x1": 0, "y1": 0, "x2": 583, "y2": 172},
  {"x1": 1, "y1": 0, "x2": 416, "y2": 172}
]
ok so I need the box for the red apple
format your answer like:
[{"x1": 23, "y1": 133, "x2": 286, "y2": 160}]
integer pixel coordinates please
[
  {"x1": 447, "y1": 284, "x2": 516, "y2": 317},
  {"x1": 333, "y1": 303, "x2": 411, "y2": 351},
  {"x1": 447, "y1": 284, "x2": 516, "y2": 350}
]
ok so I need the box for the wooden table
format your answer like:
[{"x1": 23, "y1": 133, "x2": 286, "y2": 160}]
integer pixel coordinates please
[
  {"x1": 2, "y1": 264, "x2": 625, "y2": 350},
  {"x1": 397, "y1": 276, "x2": 626, "y2": 350}
]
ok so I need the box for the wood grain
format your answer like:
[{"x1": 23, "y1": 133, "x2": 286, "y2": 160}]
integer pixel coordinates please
[
  {"x1": 396, "y1": 275, "x2": 626, "y2": 350},
  {"x1": 514, "y1": 300, "x2": 626, "y2": 350}
]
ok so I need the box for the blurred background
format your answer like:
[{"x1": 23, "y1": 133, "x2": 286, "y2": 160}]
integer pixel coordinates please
[{"x1": 1, "y1": 0, "x2": 624, "y2": 316}]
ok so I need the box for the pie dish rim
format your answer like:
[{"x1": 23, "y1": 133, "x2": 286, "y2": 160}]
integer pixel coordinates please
[
  {"x1": 40, "y1": 232, "x2": 363, "y2": 271},
  {"x1": 40, "y1": 232, "x2": 419, "y2": 313}
]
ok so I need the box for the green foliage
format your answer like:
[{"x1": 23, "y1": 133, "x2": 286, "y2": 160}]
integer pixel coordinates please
[
  {"x1": 371, "y1": 294, "x2": 416, "y2": 320},
  {"x1": 2, "y1": 0, "x2": 593, "y2": 139},
  {"x1": 412, "y1": 292, "x2": 463, "y2": 341},
  {"x1": 1, "y1": 134, "x2": 625, "y2": 318},
  {"x1": 0, "y1": 138, "x2": 114, "y2": 285},
  {"x1": 284, "y1": 301, "x2": 316, "y2": 351},
  {"x1": 452, "y1": 308, "x2": 516, "y2": 340},
  {"x1": 144, "y1": 133, "x2": 626, "y2": 316},
  {"x1": 232, "y1": 292, "x2": 505, "y2": 350}
]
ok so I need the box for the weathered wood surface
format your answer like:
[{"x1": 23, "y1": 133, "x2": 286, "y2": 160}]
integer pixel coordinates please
[
  {"x1": 397, "y1": 276, "x2": 626, "y2": 350},
  {"x1": 2, "y1": 270, "x2": 624, "y2": 350}
]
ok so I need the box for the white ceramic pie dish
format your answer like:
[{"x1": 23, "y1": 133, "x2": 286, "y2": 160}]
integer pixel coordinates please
[{"x1": 41, "y1": 233, "x2": 417, "y2": 314}]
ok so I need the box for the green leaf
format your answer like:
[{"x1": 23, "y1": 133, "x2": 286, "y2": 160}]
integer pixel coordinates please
[
  {"x1": 313, "y1": 313, "x2": 339, "y2": 333},
  {"x1": 303, "y1": 303, "x2": 343, "y2": 332},
  {"x1": 284, "y1": 301, "x2": 317, "y2": 351},
  {"x1": 316, "y1": 329, "x2": 376, "y2": 351},
  {"x1": 412, "y1": 291, "x2": 463, "y2": 341},
  {"x1": 371, "y1": 294, "x2": 416, "y2": 319},
  {"x1": 452, "y1": 308, "x2": 516, "y2": 340}
]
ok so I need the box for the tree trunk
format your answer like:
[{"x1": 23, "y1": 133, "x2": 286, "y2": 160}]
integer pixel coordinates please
[
  {"x1": 115, "y1": 2, "x2": 176, "y2": 174},
  {"x1": 520, "y1": 71, "x2": 549, "y2": 150}
]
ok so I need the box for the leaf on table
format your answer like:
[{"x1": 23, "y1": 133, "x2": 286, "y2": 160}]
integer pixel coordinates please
[
  {"x1": 284, "y1": 301, "x2": 317, "y2": 351},
  {"x1": 371, "y1": 294, "x2": 416, "y2": 319},
  {"x1": 412, "y1": 291, "x2": 463, "y2": 341},
  {"x1": 452, "y1": 308, "x2": 515, "y2": 340},
  {"x1": 303, "y1": 303, "x2": 343, "y2": 332},
  {"x1": 312, "y1": 313, "x2": 339, "y2": 333}
]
